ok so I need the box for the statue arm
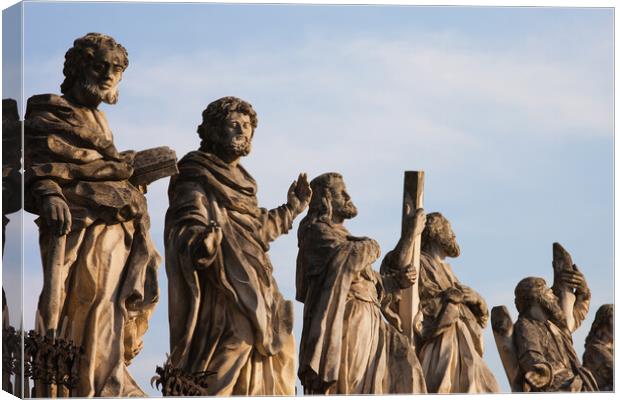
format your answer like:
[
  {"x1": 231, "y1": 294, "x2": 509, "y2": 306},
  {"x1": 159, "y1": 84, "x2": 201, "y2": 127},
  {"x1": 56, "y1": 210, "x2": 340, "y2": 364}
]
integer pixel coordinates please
[
  {"x1": 571, "y1": 282, "x2": 590, "y2": 333},
  {"x1": 259, "y1": 204, "x2": 295, "y2": 244},
  {"x1": 168, "y1": 179, "x2": 221, "y2": 269}
]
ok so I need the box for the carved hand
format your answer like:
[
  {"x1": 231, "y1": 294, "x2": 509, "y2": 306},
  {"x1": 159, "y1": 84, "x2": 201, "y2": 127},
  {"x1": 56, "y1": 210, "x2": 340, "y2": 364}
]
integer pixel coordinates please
[
  {"x1": 524, "y1": 363, "x2": 552, "y2": 389},
  {"x1": 287, "y1": 173, "x2": 312, "y2": 215},
  {"x1": 558, "y1": 266, "x2": 588, "y2": 294},
  {"x1": 397, "y1": 264, "x2": 417, "y2": 289},
  {"x1": 443, "y1": 287, "x2": 464, "y2": 304},
  {"x1": 460, "y1": 285, "x2": 480, "y2": 304},
  {"x1": 202, "y1": 221, "x2": 223, "y2": 256},
  {"x1": 41, "y1": 195, "x2": 71, "y2": 236},
  {"x1": 402, "y1": 196, "x2": 426, "y2": 237}
]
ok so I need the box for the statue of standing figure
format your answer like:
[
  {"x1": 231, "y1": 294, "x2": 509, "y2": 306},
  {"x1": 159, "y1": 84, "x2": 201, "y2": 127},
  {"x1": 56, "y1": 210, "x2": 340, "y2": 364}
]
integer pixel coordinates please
[
  {"x1": 296, "y1": 172, "x2": 427, "y2": 394},
  {"x1": 164, "y1": 96, "x2": 311, "y2": 395},
  {"x1": 24, "y1": 33, "x2": 161, "y2": 397},
  {"x1": 417, "y1": 212, "x2": 499, "y2": 393}
]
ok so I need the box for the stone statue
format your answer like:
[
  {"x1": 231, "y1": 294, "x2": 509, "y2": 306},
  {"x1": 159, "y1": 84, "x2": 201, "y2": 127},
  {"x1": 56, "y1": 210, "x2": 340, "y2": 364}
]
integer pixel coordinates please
[
  {"x1": 583, "y1": 304, "x2": 613, "y2": 391},
  {"x1": 296, "y1": 172, "x2": 427, "y2": 394},
  {"x1": 2, "y1": 98, "x2": 22, "y2": 395},
  {"x1": 24, "y1": 33, "x2": 161, "y2": 397},
  {"x1": 417, "y1": 212, "x2": 499, "y2": 393},
  {"x1": 511, "y1": 275, "x2": 597, "y2": 392},
  {"x1": 164, "y1": 96, "x2": 311, "y2": 396}
]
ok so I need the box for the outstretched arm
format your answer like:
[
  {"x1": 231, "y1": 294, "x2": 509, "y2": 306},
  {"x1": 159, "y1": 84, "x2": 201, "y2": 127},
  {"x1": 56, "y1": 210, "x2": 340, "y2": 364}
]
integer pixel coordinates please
[
  {"x1": 260, "y1": 173, "x2": 312, "y2": 243},
  {"x1": 553, "y1": 266, "x2": 590, "y2": 332}
]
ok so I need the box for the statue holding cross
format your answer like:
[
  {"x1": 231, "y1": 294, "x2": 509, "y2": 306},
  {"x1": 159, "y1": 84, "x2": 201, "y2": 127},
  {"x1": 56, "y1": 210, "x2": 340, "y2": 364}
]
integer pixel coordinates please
[{"x1": 295, "y1": 172, "x2": 427, "y2": 394}]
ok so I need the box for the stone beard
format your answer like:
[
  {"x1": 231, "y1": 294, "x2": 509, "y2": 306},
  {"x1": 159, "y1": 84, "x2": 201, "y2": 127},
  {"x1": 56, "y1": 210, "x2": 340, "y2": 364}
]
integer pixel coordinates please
[
  {"x1": 164, "y1": 96, "x2": 310, "y2": 396},
  {"x1": 24, "y1": 33, "x2": 160, "y2": 397},
  {"x1": 417, "y1": 212, "x2": 500, "y2": 393},
  {"x1": 295, "y1": 173, "x2": 427, "y2": 395},
  {"x1": 513, "y1": 277, "x2": 597, "y2": 392}
]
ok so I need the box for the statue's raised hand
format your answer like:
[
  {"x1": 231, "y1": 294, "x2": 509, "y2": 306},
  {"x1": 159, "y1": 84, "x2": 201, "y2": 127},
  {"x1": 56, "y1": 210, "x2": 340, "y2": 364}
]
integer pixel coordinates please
[
  {"x1": 287, "y1": 173, "x2": 312, "y2": 215},
  {"x1": 403, "y1": 194, "x2": 426, "y2": 237},
  {"x1": 41, "y1": 195, "x2": 72, "y2": 236}
]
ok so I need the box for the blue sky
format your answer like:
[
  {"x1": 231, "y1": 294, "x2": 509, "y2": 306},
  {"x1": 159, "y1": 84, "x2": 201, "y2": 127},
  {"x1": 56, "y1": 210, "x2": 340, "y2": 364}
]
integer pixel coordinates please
[{"x1": 2, "y1": 2, "x2": 613, "y2": 395}]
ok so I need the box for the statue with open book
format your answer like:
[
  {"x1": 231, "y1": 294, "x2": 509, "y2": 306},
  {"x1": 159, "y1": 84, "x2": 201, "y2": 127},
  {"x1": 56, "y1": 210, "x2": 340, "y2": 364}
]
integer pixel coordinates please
[{"x1": 24, "y1": 33, "x2": 176, "y2": 397}]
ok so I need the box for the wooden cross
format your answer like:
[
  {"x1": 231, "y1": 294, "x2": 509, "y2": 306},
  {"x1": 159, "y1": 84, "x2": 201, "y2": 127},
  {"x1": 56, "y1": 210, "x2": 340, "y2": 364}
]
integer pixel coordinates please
[{"x1": 399, "y1": 171, "x2": 424, "y2": 345}]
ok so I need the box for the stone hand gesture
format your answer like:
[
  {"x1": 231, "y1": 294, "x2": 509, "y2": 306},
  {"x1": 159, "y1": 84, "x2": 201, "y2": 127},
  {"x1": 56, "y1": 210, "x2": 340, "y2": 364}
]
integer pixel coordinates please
[
  {"x1": 558, "y1": 265, "x2": 588, "y2": 294},
  {"x1": 397, "y1": 264, "x2": 417, "y2": 289},
  {"x1": 41, "y1": 195, "x2": 72, "y2": 236},
  {"x1": 202, "y1": 220, "x2": 223, "y2": 255},
  {"x1": 287, "y1": 173, "x2": 312, "y2": 215},
  {"x1": 195, "y1": 220, "x2": 223, "y2": 269},
  {"x1": 403, "y1": 194, "x2": 426, "y2": 238},
  {"x1": 524, "y1": 363, "x2": 552, "y2": 390}
]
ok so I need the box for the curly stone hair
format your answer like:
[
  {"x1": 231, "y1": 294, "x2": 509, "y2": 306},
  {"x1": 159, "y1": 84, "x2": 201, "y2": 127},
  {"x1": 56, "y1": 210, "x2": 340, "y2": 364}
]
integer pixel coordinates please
[
  {"x1": 196, "y1": 96, "x2": 258, "y2": 151},
  {"x1": 60, "y1": 33, "x2": 129, "y2": 95},
  {"x1": 421, "y1": 212, "x2": 460, "y2": 257},
  {"x1": 514, "y1": 277, "x2": 548, "y2": 314},
  {"x1": 307, "y1": 173, "x2": 343, "y2": 223}
]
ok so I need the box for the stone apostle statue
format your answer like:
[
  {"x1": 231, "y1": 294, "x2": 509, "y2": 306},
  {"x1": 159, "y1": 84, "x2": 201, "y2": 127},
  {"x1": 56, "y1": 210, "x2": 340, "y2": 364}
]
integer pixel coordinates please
[
  {"x1": 296, "y1": 172, "x2": 427, "y2": 395},
  {"x1": 417, "y1": 212, "x2": 499, "y2": 393},
  {"x1": 24, "y1": 33, "x2": 160, "y2": 396},
  {"x1": 512, "y1": 276, "x2": 597, "y2": 392},
  {"x1": 164, "y1": 96, "x2": 311, "y2": 396},
  {"x1": 582, "y1": 304, "x2": 613, "y2": 391}
]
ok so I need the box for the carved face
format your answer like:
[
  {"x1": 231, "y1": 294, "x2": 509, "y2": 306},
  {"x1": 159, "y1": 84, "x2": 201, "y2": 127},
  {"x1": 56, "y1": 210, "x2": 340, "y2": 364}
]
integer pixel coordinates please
[
  {"x1": 534, "y1": 284, "x2": 566, "y2": 327},
  {"x1": 78, "y1": 47, "x2": 125, "y2": 105},
  {"x1": 215, "y1": 111, "x2": 253, "y2": 158},
  {"x1": 330, "y1": 178, "x2": 358, "y2": 220}
]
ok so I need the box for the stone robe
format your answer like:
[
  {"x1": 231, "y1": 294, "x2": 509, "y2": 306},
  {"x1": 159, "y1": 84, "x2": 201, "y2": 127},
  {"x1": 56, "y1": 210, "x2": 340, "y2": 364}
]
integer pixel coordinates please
[
  {"x1": 514, "y1": 317, "x2": 597, "y2": 392},
  {"x1": 418, "y1": 252, "x2": 499, "y2": 393},
  {"x1": 583, "y1": 339, "x2": 613, "y2": 391},
  {"x1": 164, "y1": 151, "x2": 296, "y2": 396},
  {"x1": 24, "y1": 94, "x2": 160, "y2": 396},
  {"x1": 296, "y1": 219, "x2": 426, "y2": 394}
]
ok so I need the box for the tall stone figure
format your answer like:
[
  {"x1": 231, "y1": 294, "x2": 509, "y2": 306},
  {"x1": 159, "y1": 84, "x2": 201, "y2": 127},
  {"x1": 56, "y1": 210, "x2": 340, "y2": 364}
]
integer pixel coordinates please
[
  {"x1": 24, "y1": 33, "x2": 161, "y2": 396},
  {"x1": 417, "y1": 212, "x2": 499, "y2": 393},
  {"x1": 296, "y1": 172, "x2": 427, "y2": 394},
  {"x1": 164, "y1": 96, "x2": 311, "y2": 395},
  {"x1": 512, "y1": 276, "x2": 597, "y2": 392},
  {"x1": 582, "y1": 304, "x2": 613, "y2": 391}
]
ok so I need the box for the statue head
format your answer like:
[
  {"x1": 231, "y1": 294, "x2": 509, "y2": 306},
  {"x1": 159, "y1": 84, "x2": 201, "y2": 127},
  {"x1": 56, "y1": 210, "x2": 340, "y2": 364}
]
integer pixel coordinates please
[
  {"x1": 61, "y1": 33, "x2": 129, "y2": 107},
  {"x1": 306, "y1": 172, "x2": 358, "y2": 224},
  {"x1": 197, "y1": 96, "x2": 258, "y2": 162},
  {"x1": 514, "y1": 276, "x2": 567, "y2": 329},
  {"x1": 585, "y1": 304, "x2": 613, "y2": 347},
  {"x1": 421, "y1": 212, "x2": 460, "y2": 258}
]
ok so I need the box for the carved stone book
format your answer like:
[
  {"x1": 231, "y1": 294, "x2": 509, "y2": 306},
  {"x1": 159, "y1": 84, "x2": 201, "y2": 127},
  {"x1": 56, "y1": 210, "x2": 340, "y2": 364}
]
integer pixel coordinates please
[{"x1": 130, "y1": 146, "x2": 179, "y2": 187}]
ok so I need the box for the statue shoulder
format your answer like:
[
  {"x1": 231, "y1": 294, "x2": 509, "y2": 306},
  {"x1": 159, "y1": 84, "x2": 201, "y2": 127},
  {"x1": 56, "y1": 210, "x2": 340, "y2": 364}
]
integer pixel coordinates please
[{"x1": 25, "y1": 93, "x2": 76, "y2": 121}]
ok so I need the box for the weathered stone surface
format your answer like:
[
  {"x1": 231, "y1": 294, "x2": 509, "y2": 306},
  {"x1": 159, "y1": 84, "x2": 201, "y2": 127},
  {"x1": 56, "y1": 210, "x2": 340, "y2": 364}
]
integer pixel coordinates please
[
  {"x1": 164, "y1": 96, "x2": 310, "y2": 395},
  {"x1": 583, "y1": 304, "x2": 613, "y2": 391},
  {"x1": 417, "y1": 212, "x2": 500, "y2": 393},
  {"x1": 24, "y1": 33, "x2": 162, "y2": 397},
  {"x1": 296, "y1": 172, "x2": 427, "y2": 394},
  {"x1": 494, "y1": 243, "x2": 597, "y2": 392}
]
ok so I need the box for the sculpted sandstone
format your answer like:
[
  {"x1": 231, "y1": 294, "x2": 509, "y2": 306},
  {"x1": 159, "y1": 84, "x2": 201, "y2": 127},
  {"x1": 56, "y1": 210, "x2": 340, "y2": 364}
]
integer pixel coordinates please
[
  {"x1": 583, "y1": 304, "x2": 613, "y2": 391},
  {"x1": 512, "y1": 275, "x2": 597, "y2": 392},
  {"x1": 296, "y1": 172, "x2": 427, "y2": 394},
  {"x1": 24, "y1": 33, "x2": 160, "y2": 396},
  {"x1": 417, "y1": 212, "x2": 499, "y2": 393},
  {"x1": 164, "y1": 96, "x2": 310, "y2": 395}
]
